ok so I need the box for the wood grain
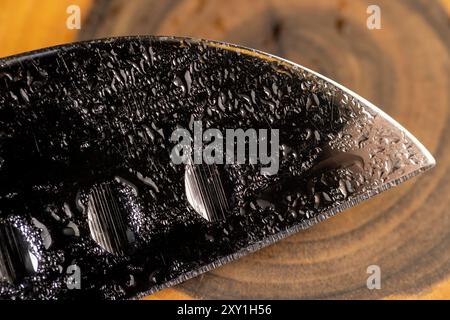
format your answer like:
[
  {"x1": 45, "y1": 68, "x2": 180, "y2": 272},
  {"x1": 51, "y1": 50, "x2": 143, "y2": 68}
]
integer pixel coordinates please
[{"x1": 0, "y1": 0, "x2": 449, "y2": 299}]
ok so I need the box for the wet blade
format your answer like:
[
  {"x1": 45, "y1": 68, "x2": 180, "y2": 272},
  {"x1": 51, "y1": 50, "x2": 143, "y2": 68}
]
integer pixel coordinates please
[
  {"x1": 0, "y1": 36, "x2": 435, "y2": 299},
  {"x1": 162, "y1": 40, "x2": 436, "y2": 297},
  {"x1": 167, "y1": 40, "x2": 437, "y2": 296}
]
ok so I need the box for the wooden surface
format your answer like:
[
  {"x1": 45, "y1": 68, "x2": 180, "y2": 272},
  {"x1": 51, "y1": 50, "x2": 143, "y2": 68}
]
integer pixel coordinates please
[
  {"x1": 1, "y1": 0, "x2": 449, "y2": 299},
  {"x1": 0, "y1": 0, "x2": 92, "y2": 57}
]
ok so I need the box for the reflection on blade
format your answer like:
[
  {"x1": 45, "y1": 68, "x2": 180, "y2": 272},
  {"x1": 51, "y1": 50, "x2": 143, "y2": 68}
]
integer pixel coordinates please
[
  {"x1": 0, "y1": 223, "x2": 35, "y2": 284},
  {"x1": 185, "y1": 164, "x2": 229, "y2": 222},
  {"x1": 87, "y1": 183, "x2": 131, "y2": 256}
]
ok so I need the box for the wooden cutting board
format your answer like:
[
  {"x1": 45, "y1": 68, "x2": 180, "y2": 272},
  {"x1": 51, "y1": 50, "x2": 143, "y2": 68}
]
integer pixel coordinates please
[{"x1": 0, "y1": 0, "x2": 449, "y2": 299}]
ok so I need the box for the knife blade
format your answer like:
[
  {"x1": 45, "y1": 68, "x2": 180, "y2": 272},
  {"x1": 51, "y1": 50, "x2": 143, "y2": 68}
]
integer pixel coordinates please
[{"x1": 0, "y1": 36, "x2": 435, "y2": 299}]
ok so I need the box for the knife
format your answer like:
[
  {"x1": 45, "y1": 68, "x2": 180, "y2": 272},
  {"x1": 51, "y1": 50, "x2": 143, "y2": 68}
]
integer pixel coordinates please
[{"x1": 0, "y1": 36, "x2": 435, "y2": 299}]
